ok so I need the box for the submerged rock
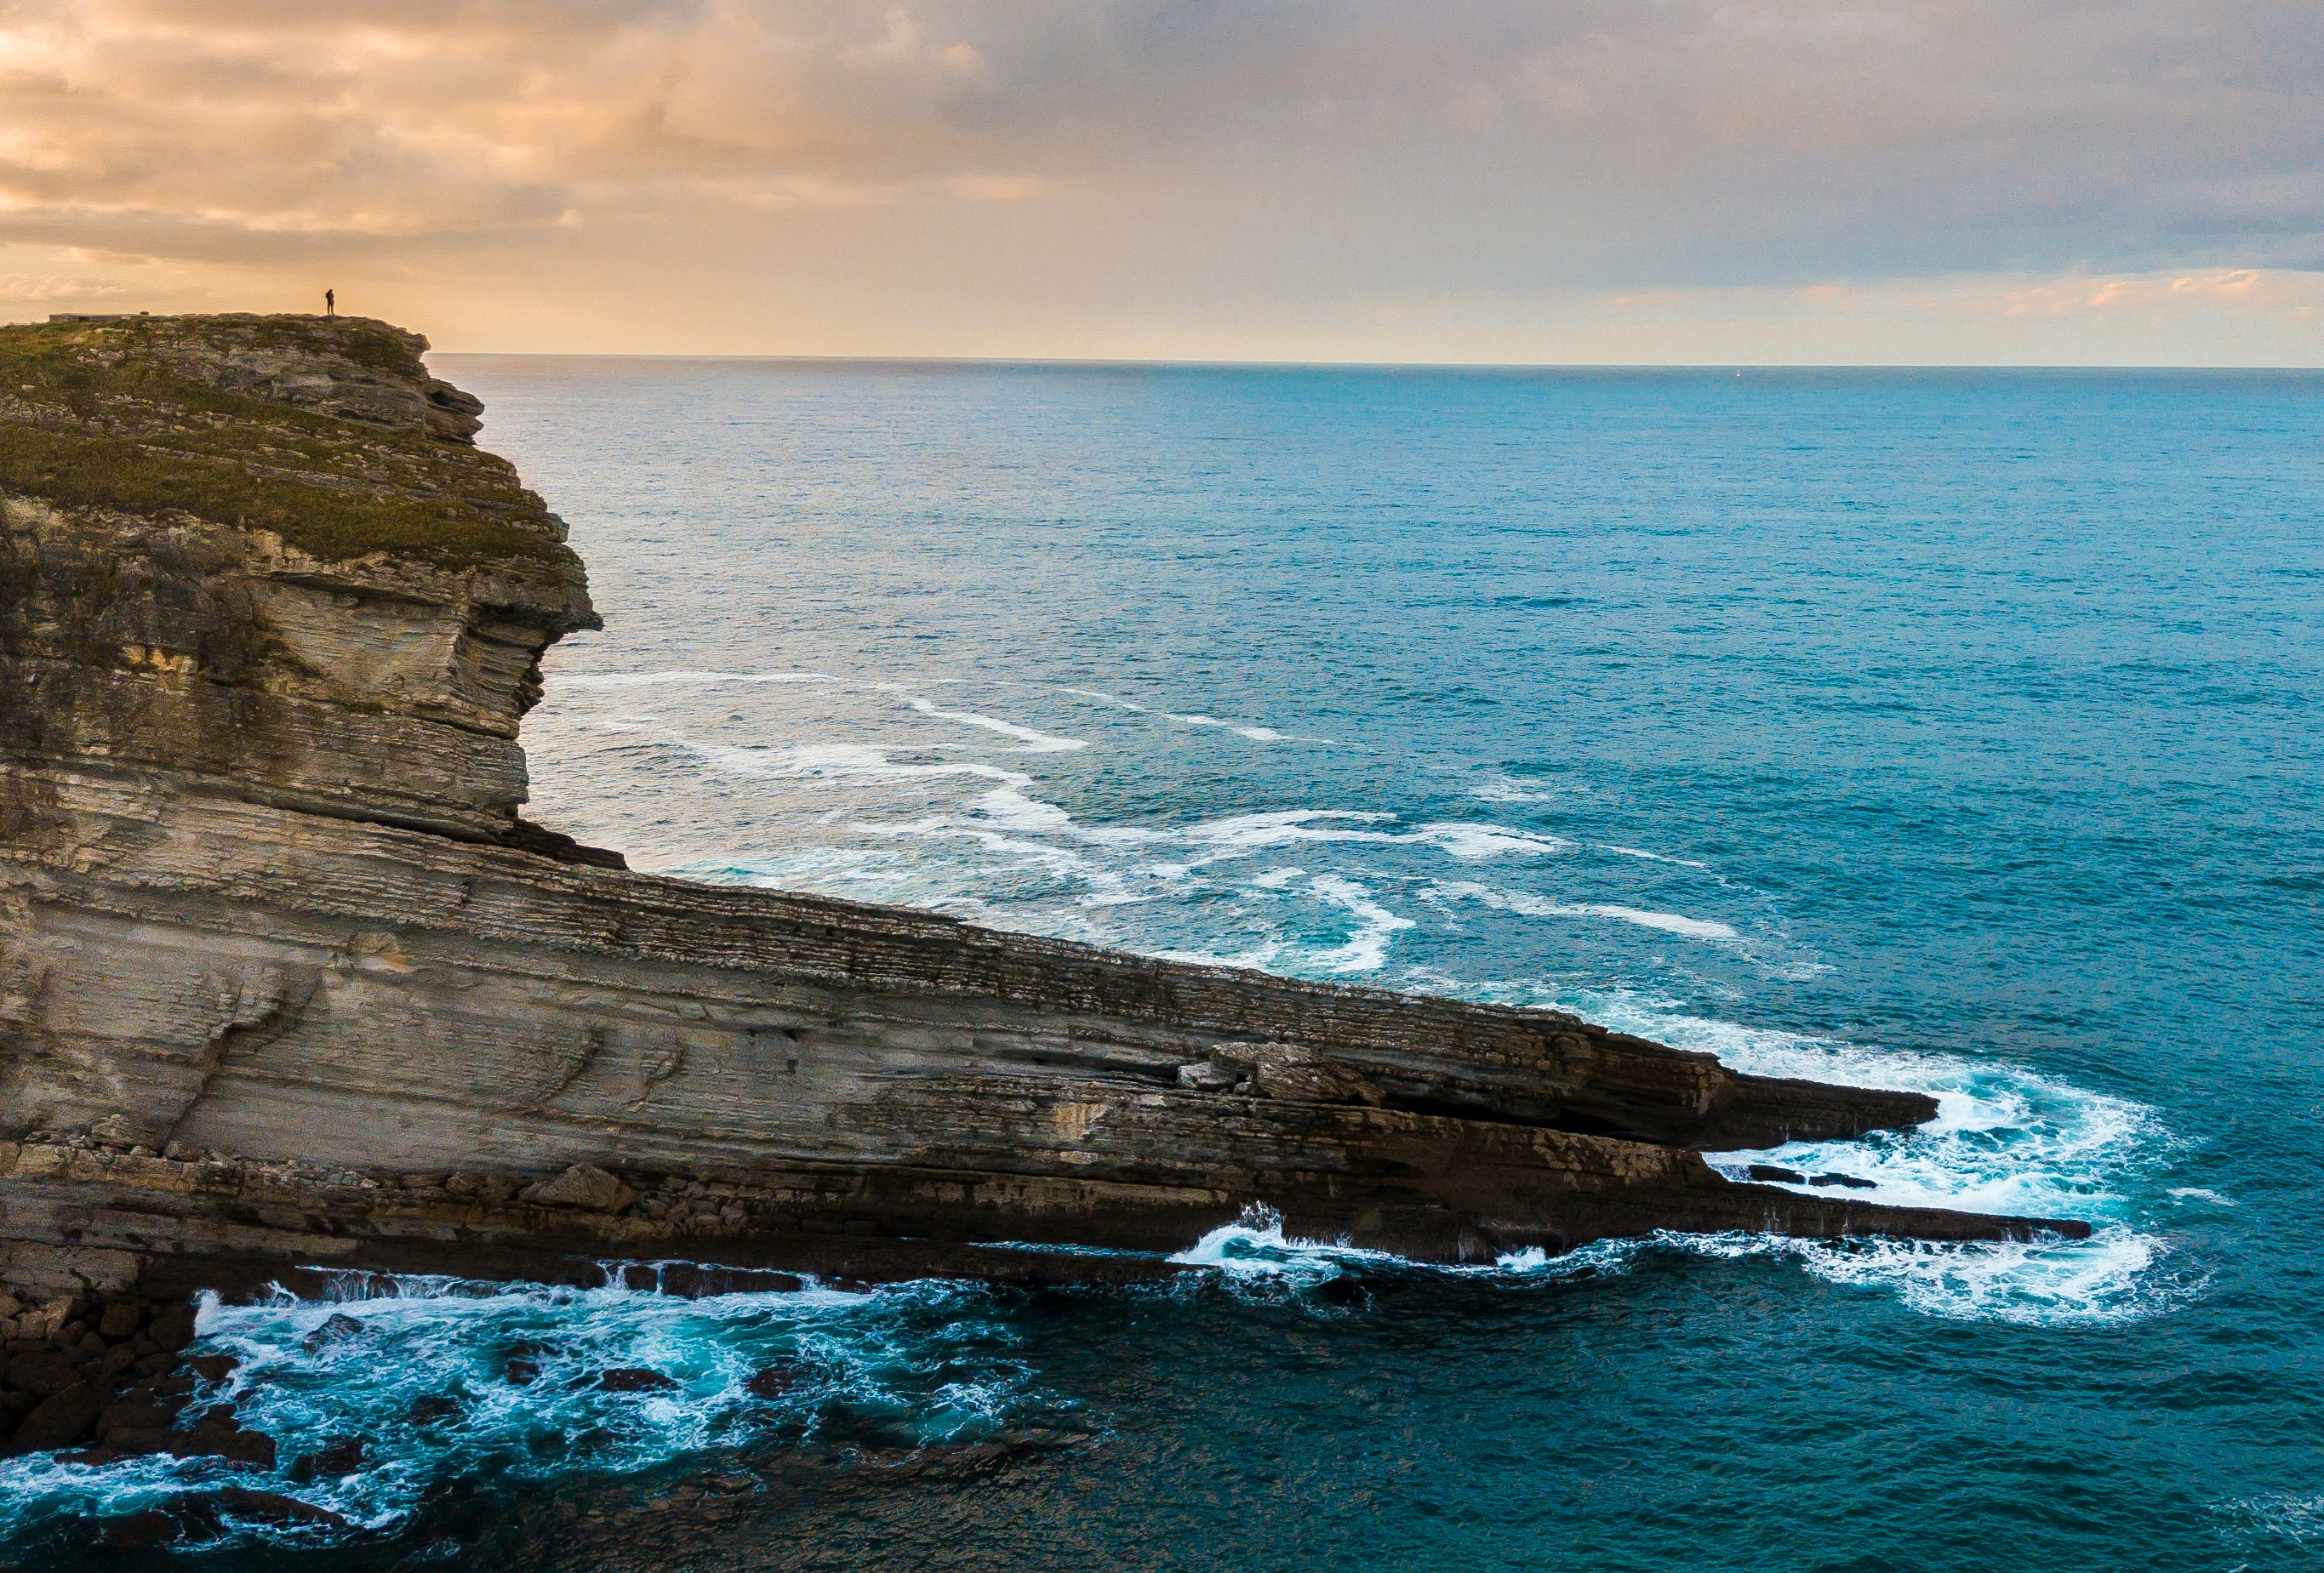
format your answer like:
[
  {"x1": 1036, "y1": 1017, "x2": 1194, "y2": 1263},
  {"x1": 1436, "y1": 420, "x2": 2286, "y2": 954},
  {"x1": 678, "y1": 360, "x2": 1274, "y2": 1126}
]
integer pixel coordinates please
[
  {"x1": 597, "y1": 1368, "x2": 677, "y2": 1393},
  {"x1": 301, "y1": 1313, "x2": 366, "y2": 1354},
  {"x1": 287, "y1": 1435, "x2": 366, "y2": 1483},
  {"x1": 0, "y1": 312, "x2": 2089, "y2": 1326}
]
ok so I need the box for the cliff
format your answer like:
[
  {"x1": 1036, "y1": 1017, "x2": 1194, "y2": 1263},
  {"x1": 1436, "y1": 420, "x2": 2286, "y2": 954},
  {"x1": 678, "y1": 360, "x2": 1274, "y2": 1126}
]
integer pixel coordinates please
[{"x1": 0, "y1": 313, "x2": 2088, "y2": 1314}]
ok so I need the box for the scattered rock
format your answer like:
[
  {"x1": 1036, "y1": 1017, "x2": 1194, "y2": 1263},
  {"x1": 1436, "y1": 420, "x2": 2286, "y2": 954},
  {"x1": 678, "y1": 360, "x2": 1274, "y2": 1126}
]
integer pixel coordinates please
[
  {"x1": 119, "y1": 1411, "x2": 280, "y2": 1469},
  {"x1": 97, "y1": 1302, "x2": 144, "y2": 1340},
  {"x1": 301, "y1": 1312, "x2": 365, "y2": 1354},
  {"x1": 1745, "y1": 1164, "x2": 1808, "y2": 1185},
  {"x1": 1176, "y1": 1060, "x2": 1244, "y2": 1092},
  {"x1": 407, "y1": 1393, "x2": 462, "y2": 1424},
  {"x1": 1810, "y1": 1171, "x2": 1881, "y2": 1191},
  {"x1": 100, "y1": 1507, "x2": 186, "y2": 1548},
  {"x1": 213, "y1": 1485, "x2": 350, "y2": 1529},
  {"x1": 597, "y1": 1367, "x2": 676, "y2": 1393},
  {"x1": 7, "y1": 1382, "x2": 102, "y2": 1454},
  {"x1": 744, "y1": 1362, "x2": 809, "y2": 1401},
  {"x1": 505, "y1": 1354, "x2": 541, "y2": 1386},
  {"x1": 287, "y1": 1435, "x2": 365, "y2": 1482},
  {"x1": 522, "y1": 1163, "x2": 635, "y2": 1212},
  {"x1": 99, "y1": 1399, "x2": 177, "y2": 1438},
  {"x1": 149, "y1": 1308, "x2": 197, "y2": 1352},
  {"x1": 5, "y1": 1350, "x2": 81, "y2": 1399}
]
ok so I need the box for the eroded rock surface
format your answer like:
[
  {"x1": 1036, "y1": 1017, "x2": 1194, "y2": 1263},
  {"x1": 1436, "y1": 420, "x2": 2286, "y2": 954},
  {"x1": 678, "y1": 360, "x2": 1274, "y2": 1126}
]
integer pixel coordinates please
[{"x1": 0, "y1": 313, "x2": 2089, "y2": 1317}]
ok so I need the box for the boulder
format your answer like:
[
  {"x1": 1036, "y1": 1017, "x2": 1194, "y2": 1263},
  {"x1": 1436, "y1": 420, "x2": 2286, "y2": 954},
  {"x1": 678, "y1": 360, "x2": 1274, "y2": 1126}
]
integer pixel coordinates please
[
  {"x1": 522, "y1": 1164, "x2": 635, "y2": 1213},
  {"x1": 5, "y1": 1349, "x2": 82, "y2": 1399},
  {"x1": 7, "y1": 1382, "x2": 102, "y2": 1454}
]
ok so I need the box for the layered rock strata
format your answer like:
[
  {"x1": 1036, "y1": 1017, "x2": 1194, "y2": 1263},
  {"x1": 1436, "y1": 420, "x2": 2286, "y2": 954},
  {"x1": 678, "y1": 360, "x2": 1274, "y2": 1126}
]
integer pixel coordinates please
[{"x1": 0, "y1": 314, "x2": 2089, "y2": 1327}]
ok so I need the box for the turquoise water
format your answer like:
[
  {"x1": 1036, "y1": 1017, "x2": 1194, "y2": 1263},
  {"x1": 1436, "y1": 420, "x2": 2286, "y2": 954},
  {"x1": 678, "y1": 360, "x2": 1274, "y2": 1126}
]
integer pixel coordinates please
[{"x1": 19, "y1": 364, "x2": 2321, "y2": 1568}]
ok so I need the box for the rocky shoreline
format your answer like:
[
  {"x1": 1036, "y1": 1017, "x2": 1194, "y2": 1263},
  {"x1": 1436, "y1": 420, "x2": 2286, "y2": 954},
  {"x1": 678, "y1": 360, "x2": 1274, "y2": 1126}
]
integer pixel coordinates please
[{"x1": 0, "y1": 313, "x2": 2091, "y2": 1483}]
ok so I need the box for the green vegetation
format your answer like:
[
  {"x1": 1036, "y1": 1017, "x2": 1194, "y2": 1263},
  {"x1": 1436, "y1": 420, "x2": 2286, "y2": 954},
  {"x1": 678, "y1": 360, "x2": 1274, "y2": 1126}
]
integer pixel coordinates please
[{"x1": 0, "y1": 315, "x2": 567, "y2": 567}]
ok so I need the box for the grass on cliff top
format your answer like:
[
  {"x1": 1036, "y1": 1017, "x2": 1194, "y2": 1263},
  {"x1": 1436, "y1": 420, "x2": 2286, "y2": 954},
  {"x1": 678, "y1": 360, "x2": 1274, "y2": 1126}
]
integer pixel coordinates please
[{"x1": 0, "y1": 315, "x2": 566, "y2": 568}]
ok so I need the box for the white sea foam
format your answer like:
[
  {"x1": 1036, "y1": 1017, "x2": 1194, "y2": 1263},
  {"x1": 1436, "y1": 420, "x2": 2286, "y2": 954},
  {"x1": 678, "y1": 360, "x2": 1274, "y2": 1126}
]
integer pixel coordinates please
[
  {"x1": 2217, "y1": 1490, "x2": 2324, "y2": 1547},
  {"x1": 1057, "y1": 686, "x2": 1151, "y2": 712},
  {"x1": 0, "y1": 1268, "x2": 1052, "y2": 1551},
  {"x1": 1434, "y1": 880, "x2": 1739, "y2": 941},
  {"x1": 1602, "y1": 844, "x2": 1713, "y2": 870},
  {"x1": 1169, "y1": 712, "x2": 1305, "y2": 743},
  {"x1": 1166, "y1": 1206, "x2": 1396, "y2": 1302},
  {"x1": 1411, "y1": 823, "x2": 1575, "y2": 859},
  {"x1": 696, "y1": 741, "x2": 1034, "y2": 789},
  {"x1": 557, "y1": 670, "x2": 836, "y2": 688},
  {"x1": 1305, "y1": 875, "x2": 1416, "y2": 974},
  {"x1": 1492, "y1": 1225, "x2": 2189, "y2": 1327},
  {"x1": 897, "y1": 694, "x2": 1089, "y2": 753},
  {"x1": 1468, "y1": 776, "x2": 1562, "y2": 804}
]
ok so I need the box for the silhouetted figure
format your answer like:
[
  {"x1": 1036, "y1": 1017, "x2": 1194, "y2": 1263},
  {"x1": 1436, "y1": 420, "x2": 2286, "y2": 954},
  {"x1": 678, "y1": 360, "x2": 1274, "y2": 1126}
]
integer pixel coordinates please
[{"x1": 324, "y1": 288, "x2": 335, "y2": 318}]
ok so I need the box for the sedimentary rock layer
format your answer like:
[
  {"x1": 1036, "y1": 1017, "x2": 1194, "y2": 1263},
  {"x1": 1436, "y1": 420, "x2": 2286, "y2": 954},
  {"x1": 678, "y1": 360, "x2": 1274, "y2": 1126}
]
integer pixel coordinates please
[{"x1": 0, "y1": 314, "x2": 2089, "y2": 1305}]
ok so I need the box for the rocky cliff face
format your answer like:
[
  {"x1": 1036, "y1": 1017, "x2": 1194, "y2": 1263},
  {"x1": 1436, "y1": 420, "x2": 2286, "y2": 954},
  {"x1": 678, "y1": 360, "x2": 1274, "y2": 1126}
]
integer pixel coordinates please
[{"x1": 0, "y1": 314, "x2": 2087, "y2": 1313}]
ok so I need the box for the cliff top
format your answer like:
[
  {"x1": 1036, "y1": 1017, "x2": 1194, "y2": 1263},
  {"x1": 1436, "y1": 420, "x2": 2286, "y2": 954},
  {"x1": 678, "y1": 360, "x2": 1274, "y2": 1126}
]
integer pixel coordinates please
[{"x1": 0, "y1": 313, "x2": 567, "y2": 568}]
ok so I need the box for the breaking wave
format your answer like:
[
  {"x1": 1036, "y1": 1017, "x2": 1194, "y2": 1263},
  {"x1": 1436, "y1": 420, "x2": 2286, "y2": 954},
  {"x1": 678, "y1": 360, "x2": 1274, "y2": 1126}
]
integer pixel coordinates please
[{"x1": 0, "y1": 1269, "x2": 1068, "y2": 1553}]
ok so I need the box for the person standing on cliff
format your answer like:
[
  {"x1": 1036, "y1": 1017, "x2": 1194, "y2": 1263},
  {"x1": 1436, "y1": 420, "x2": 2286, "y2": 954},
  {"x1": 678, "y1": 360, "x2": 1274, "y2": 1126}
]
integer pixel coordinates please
[{"x1": 324, "y1": 288, "x2": 334, "y2": 317}]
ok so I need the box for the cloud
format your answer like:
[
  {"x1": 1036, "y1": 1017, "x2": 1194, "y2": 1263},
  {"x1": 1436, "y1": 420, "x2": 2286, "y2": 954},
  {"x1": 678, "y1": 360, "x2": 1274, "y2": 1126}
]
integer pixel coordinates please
[{"x1": 0, "y1": 2, "x2": 2317, "y2": 356}]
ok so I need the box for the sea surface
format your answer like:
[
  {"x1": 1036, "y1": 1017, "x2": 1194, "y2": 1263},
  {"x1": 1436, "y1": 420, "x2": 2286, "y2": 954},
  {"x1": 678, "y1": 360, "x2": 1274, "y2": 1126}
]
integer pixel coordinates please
[{"x1": 17, "y1": 362, "x2": 2322, "y2": 1570}]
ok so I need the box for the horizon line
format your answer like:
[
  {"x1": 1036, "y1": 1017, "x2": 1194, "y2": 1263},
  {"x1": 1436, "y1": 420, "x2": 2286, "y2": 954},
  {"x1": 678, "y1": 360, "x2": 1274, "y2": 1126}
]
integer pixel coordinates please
[{"x1": 425, "y1": 350, "x2": 2324, "y2": 373}]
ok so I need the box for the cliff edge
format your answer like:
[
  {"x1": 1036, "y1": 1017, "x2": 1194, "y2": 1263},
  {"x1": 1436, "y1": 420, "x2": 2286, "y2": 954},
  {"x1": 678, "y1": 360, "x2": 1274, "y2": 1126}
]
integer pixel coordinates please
[{"x1": 0, "y1": 313, "x2": 2088, "y2": 1315}]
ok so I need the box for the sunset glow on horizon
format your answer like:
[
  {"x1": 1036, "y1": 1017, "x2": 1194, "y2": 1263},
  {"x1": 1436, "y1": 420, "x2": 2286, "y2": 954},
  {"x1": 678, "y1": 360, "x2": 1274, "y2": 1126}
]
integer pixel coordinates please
[{"x1": 2, "y1": 1, "x2": 2319, "y2": 363}]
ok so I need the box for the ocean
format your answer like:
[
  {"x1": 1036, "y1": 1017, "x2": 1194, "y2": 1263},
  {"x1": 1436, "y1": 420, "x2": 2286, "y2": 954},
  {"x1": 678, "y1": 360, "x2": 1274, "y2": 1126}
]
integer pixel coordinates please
[{"x1": 15, "y1": 362, "x2": 2321, "y2": 1569}]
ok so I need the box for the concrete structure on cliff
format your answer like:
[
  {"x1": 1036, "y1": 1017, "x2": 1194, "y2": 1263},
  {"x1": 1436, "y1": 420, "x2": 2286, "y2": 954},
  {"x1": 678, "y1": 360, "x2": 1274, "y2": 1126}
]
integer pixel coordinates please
[{"x1": 0, "y1": 313, "x2": 2088, "y2": 1309}]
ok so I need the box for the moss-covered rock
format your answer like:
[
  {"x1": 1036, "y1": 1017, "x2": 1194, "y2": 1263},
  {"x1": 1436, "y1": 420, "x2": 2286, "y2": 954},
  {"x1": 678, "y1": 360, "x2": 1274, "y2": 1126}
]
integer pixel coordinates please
[{"x1": 0, "y1": 314, "x2": 568, "y2": 569}]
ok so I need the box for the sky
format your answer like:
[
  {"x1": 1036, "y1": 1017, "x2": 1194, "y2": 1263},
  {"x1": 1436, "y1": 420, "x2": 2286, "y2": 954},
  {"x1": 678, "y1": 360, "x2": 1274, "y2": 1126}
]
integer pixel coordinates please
[{"x1": 1, "y1": 1, "x2": 2320, "y2": 363}]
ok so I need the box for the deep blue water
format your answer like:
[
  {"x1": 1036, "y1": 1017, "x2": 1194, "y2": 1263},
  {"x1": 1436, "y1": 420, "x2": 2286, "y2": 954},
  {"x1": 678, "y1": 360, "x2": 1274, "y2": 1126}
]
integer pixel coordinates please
[{"x1": 17, "y1": 364, "x2": 2321, "y2": 1569}]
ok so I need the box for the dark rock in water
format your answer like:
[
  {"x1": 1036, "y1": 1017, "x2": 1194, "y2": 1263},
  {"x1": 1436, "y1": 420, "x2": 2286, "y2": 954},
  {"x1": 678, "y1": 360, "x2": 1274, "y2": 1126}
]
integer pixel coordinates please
[
  {"x1": 1746, "y1": 1165, "x2": 1809, "y2": 1184},
  {"x1": 407, "y1": 1393, "x2": 463, "y2": 1424},
  {"x1": 287, "y1": 1435, "x2": 366, "y2": 1483},
  {"x1": 598, "y1": 1367, "x2": 677, "y2": 1393},
  {"x1": 144, "y1": 1416, "x2": 278, "y2": 1470},
  {"x1": 101, "y1": 1427, "x2": 181, "y2": 1457},
  {"x1": 1810, "y1": 1172, "x2": 1881, "y2": 1190},
  {"x1": 6, "y1": 1382, "x2": 101, "y2": 1453},
  {"x1": 211, "y1": 1428, "x2": 279, "y2": 1470},
  {"x1": 302, "y1": 1312, "x2": 366, "y2": 1354},
  {"x1": 505, "y1": 1354, "x2": 542, "y2": 1386},
  {"x1": 212, "y1": 1486, "x2": 350, "y2": 1530},
  {"x1": 100, "y1": 1507, "x2": 187, "y2": 1548},
  {"x1": 188, "y1": 1353, "x2": 241, "y2": 1382},
  {"x1": 745, "y1": 1363, "x2": 809, "y2": 1401}
]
